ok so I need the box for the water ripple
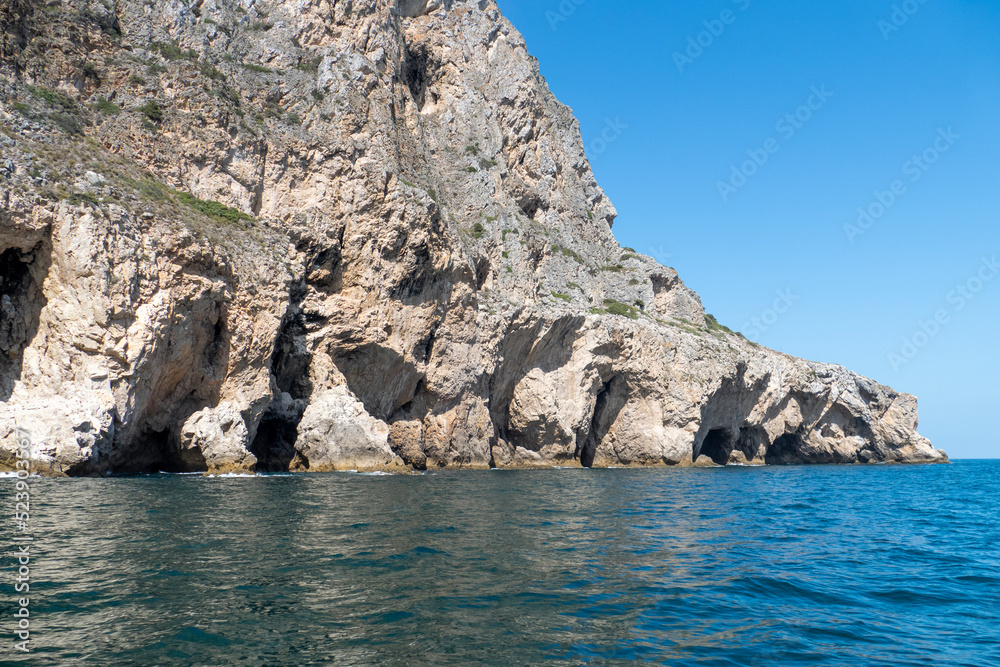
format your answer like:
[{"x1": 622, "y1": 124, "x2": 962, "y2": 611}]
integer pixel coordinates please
[{"x1": 1, "y1": 461, "x2": 998, "y2": 665}]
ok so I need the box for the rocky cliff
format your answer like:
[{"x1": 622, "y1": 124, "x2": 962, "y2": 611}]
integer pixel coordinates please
[{"x1": 0, "y1": 0, "x2": 946, "y2": 474}]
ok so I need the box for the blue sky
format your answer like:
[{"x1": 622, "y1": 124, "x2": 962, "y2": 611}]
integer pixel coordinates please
[{"x1": 495, "y1": 0, "x2": 1000, "y2": 459}]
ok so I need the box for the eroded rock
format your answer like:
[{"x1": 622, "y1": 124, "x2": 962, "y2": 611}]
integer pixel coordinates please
[
  {"x1": 176, "y1": 403, "x2": 256, "y2": 474},
  {"x1": 0, "y1": 0, "x2": 946, "y2": 474},
  {"x1": 296, "y1": 387, "x2": 405, "y2": 472}
]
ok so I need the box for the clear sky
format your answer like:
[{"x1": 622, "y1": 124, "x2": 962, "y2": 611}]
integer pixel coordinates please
[{"x1": 495, "y1": 0, "x2": 1000, "y2": 459}]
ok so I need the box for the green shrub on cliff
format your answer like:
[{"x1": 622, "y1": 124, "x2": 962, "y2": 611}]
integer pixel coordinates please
[
  {"x1": 151, "y1": 41, "x2": 198, "y2": 61},
  {"x1": 94, "y1": 97, "x2": 120, "y2": 115},
  {"x1": 138, "y1": 101, "x2": 163, "y2": 122},
  {"x1": 705, "y1": 314, "x2": 736, "y2": 335},
  {"x1": 590, "y1": 299, "x2": 639, "y2": 320},
  {"x1": 26, "y1": 85, "x2": 77, "y2": 112},
  {"x1": 174, "y1": 191, "x2": 253, "y2": 227}
]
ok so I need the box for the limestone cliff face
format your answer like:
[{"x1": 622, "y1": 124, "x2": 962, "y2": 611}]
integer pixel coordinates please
[{"x1": 0, "y1": 0, "x2": 945, "y2": 474}]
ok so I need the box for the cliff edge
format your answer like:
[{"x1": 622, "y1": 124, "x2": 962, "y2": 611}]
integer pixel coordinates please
[{"x1": 0, "y1": 0, "x2": 946, "y2": 474}]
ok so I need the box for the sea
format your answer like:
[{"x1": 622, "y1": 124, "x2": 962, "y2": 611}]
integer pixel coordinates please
[{"x1": 2, "y1": 460, "x2": 998, "y2": 665}]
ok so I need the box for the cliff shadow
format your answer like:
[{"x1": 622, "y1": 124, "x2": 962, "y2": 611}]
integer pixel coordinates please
[
  {"x1": 692, "y1": 365, "x2": 770, "y2": 464},
  {"x1": 250, "y1": 291, "x2": 311, "y2": 472},
  {"x1": 107, "y1": 301, "x2": 233, "y2": 475},
  {"x1": 699, "y1": 428, "x2": 735, "y2": 465},
  {"x1": 251, "y1": 410, "x2": 304, "y2": 472},
  {"x1": 764, "y1": 432, "x2": 808, "y2": 465},
  {"x1": 0, "y1": 242, "x2": 50, "y2": 402},
  {"x1": 578, "y1": 376, "x2": 628, "y2": 468}
]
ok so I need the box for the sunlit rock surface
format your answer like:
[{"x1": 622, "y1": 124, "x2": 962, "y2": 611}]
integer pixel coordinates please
[{"x1": 0, "y1": 0, "x2": 945, "y2": 474}]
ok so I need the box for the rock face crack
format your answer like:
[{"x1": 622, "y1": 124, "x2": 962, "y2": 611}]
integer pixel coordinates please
[
  {"x1": 402, "y1": 41, "x2": 432, "y2": 110},
  {"x1": 579, "y1": 377, "x2": 627, "y2": 468}
]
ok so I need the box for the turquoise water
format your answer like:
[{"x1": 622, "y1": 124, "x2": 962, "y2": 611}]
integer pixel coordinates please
[{"x1": 2, "y1": 461, "x2": 998, "y2": 665}]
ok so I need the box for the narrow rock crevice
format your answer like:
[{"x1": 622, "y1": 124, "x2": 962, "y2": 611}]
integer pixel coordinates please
[
  {"x1": 402, "y1": 41, "x2": 432, "y2": 110},
  {"x1": 252, "y1": 289, "x2": 313, "y2": 470},
  {"x1": 420, "y1": 328, "x2": 437, "y2": 363},
  {"x1": 251, "y1": 141, "x2": 268, "y2": 216},
  {"x1": 270, "y1": 303, "x2": 313, "y2": 402},
  {"x1": 474, "y1": 255, "x2": 490, "y2": 290},
  {"x1": 202, "y1": 317, "x2": 229, "y2": 375},
  {"x1": 578, "y1": 376, "x2": 626, "y2": 467}
]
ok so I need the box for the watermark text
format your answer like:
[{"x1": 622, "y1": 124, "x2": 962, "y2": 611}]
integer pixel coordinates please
[
  {"x1": 717, "y1": 85, "x2": 833, "y2": 202},
  {"x1": 879, "y1": 0, "x2": 932, "y2": 40},
  {"x1": 673, "y1": 0, "x2": 753, "y2": 74},
  {"x1": 844, "y1": 127, "x2": 959, "y2": 244},
  {"x1": 742, "y1": 289, "x2": 799, "y2": 340},
  {"x1": 11, "y1": 428, "x2": 33, "y2": 653},
  {"x1": 888, "y1": 255, "x2": 997, "y2": 371}
]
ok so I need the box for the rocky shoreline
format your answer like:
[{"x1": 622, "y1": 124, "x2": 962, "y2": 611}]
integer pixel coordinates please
[{"x1": 0, "y1": 0, "x2": 946, "y2": 475}]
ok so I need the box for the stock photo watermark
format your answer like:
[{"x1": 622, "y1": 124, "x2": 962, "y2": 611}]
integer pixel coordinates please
[
  {"x1": 717, "y1": 85, "x2": 834, "y2": 202},
  {"x1": 546, "y1": 0, "x2": 587, "y2": 30},
  {"x1": 888, "y1": 255, "x2": 997, "y2": 371},
  {"x1": 646, "y1": 245, "x2": 673, "y2": 265},
  {"x1": 844, "y1": 127, "x2": 959, "y2": 244},
  {"x1": 10, "y1": 427, "x2": 33, "y2": 653},
  {"x1": 672, "y1": 0, "x2": 754, "y2": 74},
  {"x1": 741, "y1": 289, "x2": 799, "y2": 341},
  {"x1": 587, "y1": 117, "x2": 629, "y2": 160},
  {"x1": 879, "y1": 0, "x2": 932, "y2": 40}
]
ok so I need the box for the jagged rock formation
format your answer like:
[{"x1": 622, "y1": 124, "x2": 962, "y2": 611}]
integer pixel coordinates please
[{"x1": 0, "y1": 0, "x2": 946, "y2": 474}]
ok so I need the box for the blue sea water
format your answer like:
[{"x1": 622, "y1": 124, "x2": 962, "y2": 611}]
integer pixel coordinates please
[{"x1": 2, "y1": 461, "x2": 999, "y2": 666}]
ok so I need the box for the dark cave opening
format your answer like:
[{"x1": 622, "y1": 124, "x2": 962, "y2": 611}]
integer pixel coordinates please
[
  {"x1": 402, "y1": 42, "x2": 431, "y2": 110},
  {"x1": 250, "y1": 412, "x2": 304, "y2": 472},
  {"x1": 579, "y1": 382, "x2": 611, "y2": 468},
  {"x1": 0, "y1": 246, "x2": 48, "y2": 401},
  {"x1": 125, "y1": 427, "x2": 176, "y2": 474},
  {"x1": 519, "y1": 197, "x2": 540, "y2": 220},
  {"x1": 0, "y1": 247, "x2": 30, "y2": 297},
  {"x1": 578, "y1": 377, "x2": 627, "y2": 468},
  {"x1": 699, "y1": 428, "x2": 732, "y2": 466},
  {"x1": 474, "y1": 256, "x2": 490, "y2": 290},
  {"x1": 765, "y1": 433, "x2": 806, "y2": 465}
]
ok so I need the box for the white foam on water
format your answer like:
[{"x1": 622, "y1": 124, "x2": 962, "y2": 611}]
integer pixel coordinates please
[{"x1": 204, "y1": 473, "x2": 259, "y2": 478}]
